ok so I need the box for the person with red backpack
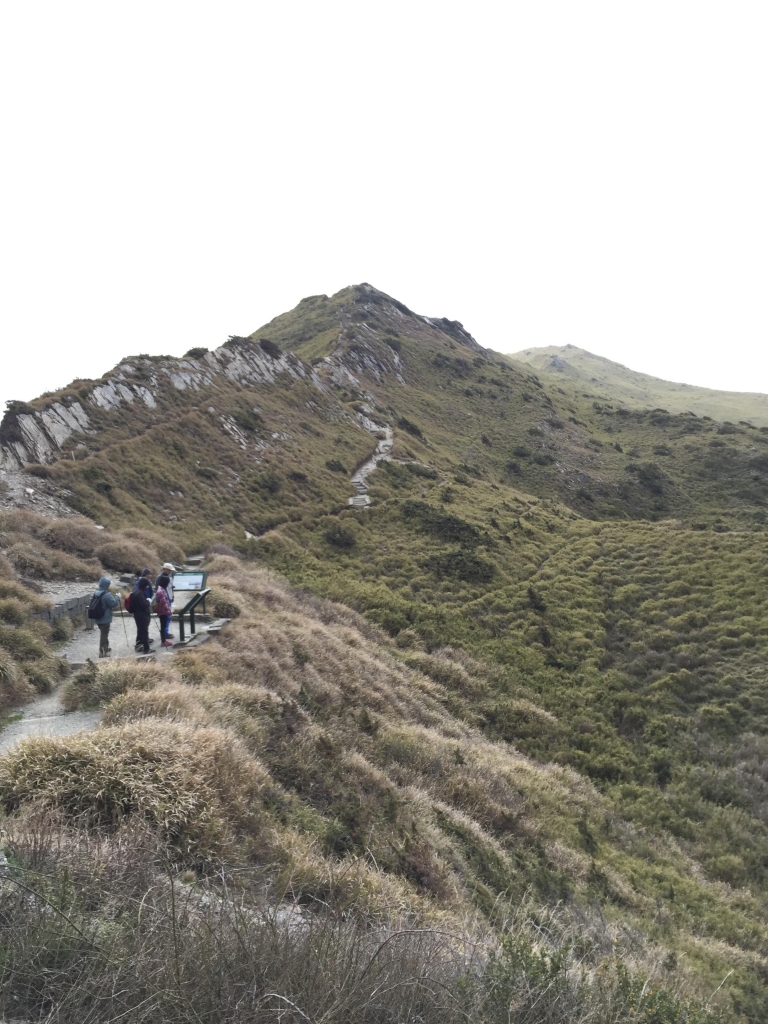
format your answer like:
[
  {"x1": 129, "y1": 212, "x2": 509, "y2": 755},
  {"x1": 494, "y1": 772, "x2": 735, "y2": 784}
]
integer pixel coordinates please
[{"x1": 131, "y1": 577, "x2": 153, "y2": 655}]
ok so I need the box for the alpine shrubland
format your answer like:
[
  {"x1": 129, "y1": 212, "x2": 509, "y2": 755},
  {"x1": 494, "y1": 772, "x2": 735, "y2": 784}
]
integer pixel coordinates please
[
  {"x1": 2, "y1": 284, "x2": 768, "y2": 1019},
  {"x1": 0, "y1": 558, "x2": 743, "y2": 1021}
]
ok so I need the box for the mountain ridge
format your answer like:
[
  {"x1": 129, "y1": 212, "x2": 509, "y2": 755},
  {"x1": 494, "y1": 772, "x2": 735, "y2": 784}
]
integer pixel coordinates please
[{"x1": 510, "y1": 343, "x2": 768, "y2": 426}]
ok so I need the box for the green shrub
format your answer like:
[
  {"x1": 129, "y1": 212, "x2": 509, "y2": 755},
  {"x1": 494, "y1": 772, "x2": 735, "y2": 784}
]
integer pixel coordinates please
[
  {"x1": 252, "y1": 471, "x2": 282, "y2": 494},
  {"x1": 397, "y1": 417, "x2": 423, "y2": 438},
  {"x1": 211, "y1": 599, "x2": 241, "y2": 619},
  {"x1": 427, "y1": 551, "x2": 495, "y2": 583},
  {"x1": 402, "y1": 501, "x2": 480, "y2": 546},
  {"x1": 324, "y1": 523, "x2": 356, "y2": 549},
  {"x1": 325, "y1": 459, "x2": 347, "y2": 473},
  {"x1": 259, "y1": 338, "x2": 281, "y2": 359},
  {"x1": 0, "y1": 625, "x2": 49, "y2": 661}
]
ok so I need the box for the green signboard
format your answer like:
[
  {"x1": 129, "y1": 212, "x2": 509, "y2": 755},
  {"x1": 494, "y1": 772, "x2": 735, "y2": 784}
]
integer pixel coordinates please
[{"x1": 172, "y1": 571, "x2": 209, "y2": 592}]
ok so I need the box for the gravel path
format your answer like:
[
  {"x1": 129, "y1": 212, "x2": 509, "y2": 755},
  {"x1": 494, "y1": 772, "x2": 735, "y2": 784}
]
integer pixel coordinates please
[{"x1": 0, "y1": 689, "x2": 100, "y2": 755}]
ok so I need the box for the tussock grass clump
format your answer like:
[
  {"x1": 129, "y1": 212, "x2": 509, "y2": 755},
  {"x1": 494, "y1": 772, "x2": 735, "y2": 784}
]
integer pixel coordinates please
[
  {"x1": 96, "y1": 538, "x2": 159, "y2": 573},
  {"x1": 0, "y1": 649, "x2": 35, "y2": 710},
  {"x1": 0, "y1": 597, "x2": 27, "y2": 625},
  {"x1": 0, "y1": 721, "x2": 271, "y2": 862},
  {"x1": 45, "y1": 516, "x2": 103, "y2": 557},
  {"x1": 5, "y1": 540, "x2": 99, "y2": 580},
  {"x1": 119, "y1": 527, "x2": 185, "y2": 566},
  {"x1": 61, "y1": 659, "x2": 175, "y2": 710},
  {"x1": 211, "y1": 597, "x2": 241, "y2": 618},
  {"x1": 102, "y1": 684, "x2": 207, "y2": 726}
]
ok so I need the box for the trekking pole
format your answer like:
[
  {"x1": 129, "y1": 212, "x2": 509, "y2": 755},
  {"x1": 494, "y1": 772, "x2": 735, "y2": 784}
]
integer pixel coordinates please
[{"x1": 118, "y1": 596, "x2": 130, "y2": 650}]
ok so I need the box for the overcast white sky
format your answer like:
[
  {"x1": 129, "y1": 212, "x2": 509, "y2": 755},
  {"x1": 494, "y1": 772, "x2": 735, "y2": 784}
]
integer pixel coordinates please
[{"x1": 1, "y1": 2, "x2": 767, "y2": 412}]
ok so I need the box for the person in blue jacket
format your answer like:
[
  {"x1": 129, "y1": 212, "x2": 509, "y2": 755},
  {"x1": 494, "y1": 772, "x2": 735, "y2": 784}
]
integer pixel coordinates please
[{"x1": 93, "y1": 576, "x2": 120, "y2": 658}]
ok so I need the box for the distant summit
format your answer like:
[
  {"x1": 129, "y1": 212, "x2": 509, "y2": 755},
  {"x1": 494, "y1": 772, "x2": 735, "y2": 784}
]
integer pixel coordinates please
[{"x1": 509, "y1": 344, "x2": 768, "y2": 426}]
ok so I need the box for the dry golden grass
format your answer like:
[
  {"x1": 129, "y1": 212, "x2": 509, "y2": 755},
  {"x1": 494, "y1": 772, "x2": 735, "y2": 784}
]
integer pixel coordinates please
[
  {"x1": 0, "y1": 720, "x2": 272, "y2": 862},
  {"x1": 0, "y1": 552, "x2": 754, "y2": 1012},
  {"x1": 0, "y1": 649, "x2": 35, "y2": 711},
  {"x1": 45, "y1": 516, "x2": 104, "y2": 557},
  {"x1": 61, "y1": 660, "x2": 177, "y2": 711}
]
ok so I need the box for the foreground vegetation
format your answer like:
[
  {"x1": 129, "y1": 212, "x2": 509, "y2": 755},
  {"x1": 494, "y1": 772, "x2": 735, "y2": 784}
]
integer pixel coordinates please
[{"x1": 0, "y1": 556, "x2": 756, "y2": 1019}]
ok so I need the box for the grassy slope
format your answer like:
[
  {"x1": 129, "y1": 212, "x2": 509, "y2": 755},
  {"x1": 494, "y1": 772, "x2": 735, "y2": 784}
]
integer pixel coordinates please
[
  {"x1": 0, "y1": 558, "x2": 747, "y2": 1019},
  {"x1": 511, "y1": 344, "x2": 768, "y2": 426},
  {"x1": 4, "y1": 284, "x2": 768, "y2": 1016}
]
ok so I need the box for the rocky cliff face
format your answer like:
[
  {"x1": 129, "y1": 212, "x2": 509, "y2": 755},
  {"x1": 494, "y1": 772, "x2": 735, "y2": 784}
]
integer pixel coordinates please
[{"x1": 0, "y1": 342, "x2": 329, "y2": 472}]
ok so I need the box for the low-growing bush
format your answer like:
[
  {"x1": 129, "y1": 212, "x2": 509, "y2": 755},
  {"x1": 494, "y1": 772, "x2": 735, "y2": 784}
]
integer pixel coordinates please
[
  {"x1": 258, "y1": 337, "x2": 281, "y2": 359},
  {"x1": 24, "y1": 462, "x2": 51, "y2": 478},
  {"x1": 61, "y1": 660, "x2": 171, "y2": 711},
  {"x1": 115, "y1": 529, "x2": 185, "y2": 567},
  {"x1": 6, "y1": 542, "x2": 98, "y2": 580},
  {"x1": 50, "y1": 615, "x2": 75, "y2": 643},
  {"x1": 0, "y1": 624, "x2": 50, "y2": 661},
  {"x1": 0, "y1": 649, "x2": 35, "y2": 710},
  {"x1": 46, "y1": 517, "x2": 103, "y2": 557},
  {"x1": 0, "y1": 720, "x2": 270, "y2": 862},
  {"x1": 402, "y1": 501, "x2": 480, "y2": 546},
  {"x1": 102, "y1": 684, "x2": 204, "y2": 726},
  {"x1": 427, "y1": 550, "x2": 496, "y2": 583},
  {"x1": 397, "y1": 416, "x2": 423, "y2": 438},
  {"x1": 97, "y1": 539, "x2": 159, "y2": 574},
  {"x1": 0, "y1": 598, "x2": 27, "y2": 625},
  {"x1": 252, "y1": 470, "x2": 282, "y2": 494},
  {"x1": 211, "y1": 598, "x2": 241, "y2": 619},
  {"x1": 324, "y1": 523, "x2": 356, "y2": 549}
]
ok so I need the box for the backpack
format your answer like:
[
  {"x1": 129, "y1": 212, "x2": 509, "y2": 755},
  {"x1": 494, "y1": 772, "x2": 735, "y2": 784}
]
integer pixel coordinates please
[
  {"x1": 123, "y1": 592, "x2": 133, "y2": 613},
  {"x1": 87, "y1": 592, "x2": 106, "y2": 620}
]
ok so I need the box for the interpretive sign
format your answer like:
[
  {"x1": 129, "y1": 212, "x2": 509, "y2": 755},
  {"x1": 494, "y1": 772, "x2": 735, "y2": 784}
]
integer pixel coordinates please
[{"x1": 172, "y1": 571, "x2": 208, "y2": 592}]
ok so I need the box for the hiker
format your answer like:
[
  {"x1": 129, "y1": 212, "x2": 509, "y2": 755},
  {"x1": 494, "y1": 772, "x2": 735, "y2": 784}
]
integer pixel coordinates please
[
  {"x1": 154, "y1": 572, "x2": 174, "y2": 647},
  {"x1": 89, "y1": 576, "x2": 120, "y2": 658},
  {"x1": 160, "y1": 563, "x2": 175, "y2": 602},
  {"x1": 157, "y1": 563, "x2": 176, "y2": 639},
  {"x1": 131, "y1": 577, "x2": 152, "y2": 655},
  {"x1": 134, "y1": 568, "x2": 153, "y2": 599},
  {"x1": 132, "y1": 569, "x2": 154, "y2": 650}
]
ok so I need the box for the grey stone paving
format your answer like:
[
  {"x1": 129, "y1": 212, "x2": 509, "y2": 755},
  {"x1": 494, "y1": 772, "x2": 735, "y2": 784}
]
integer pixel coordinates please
[
  {"x1": 0, "y1": 689, "x2": 101, "y2": 755},
  {"x1": 60, "y1": 613, "x2": 177, "y2": 667}
]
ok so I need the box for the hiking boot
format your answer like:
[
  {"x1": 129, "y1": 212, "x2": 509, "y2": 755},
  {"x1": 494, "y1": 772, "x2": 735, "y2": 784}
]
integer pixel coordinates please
[{"x1": 161, "y1": 640, "x2": 173, "y2": 647}]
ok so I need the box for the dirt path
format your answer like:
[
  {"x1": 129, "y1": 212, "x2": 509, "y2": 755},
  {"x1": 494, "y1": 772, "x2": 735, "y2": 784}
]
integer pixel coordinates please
[{"x1": 0, "y1": 688, "x2": 100, "y2": 755}]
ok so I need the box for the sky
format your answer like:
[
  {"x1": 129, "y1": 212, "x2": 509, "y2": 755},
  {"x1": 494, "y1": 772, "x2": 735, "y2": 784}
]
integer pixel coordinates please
[{"x1": 1, "y1": 1, "x2": 767, "y2": 413}]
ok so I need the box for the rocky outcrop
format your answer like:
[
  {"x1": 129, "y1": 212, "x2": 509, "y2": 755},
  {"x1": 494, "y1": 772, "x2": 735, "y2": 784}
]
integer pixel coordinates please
[
  {"x1": 0, "y1": 400, "x2": 93, "y2": 468},
  {"x1": 0, "y1": 340, "x2": 327, "y2": 472}
]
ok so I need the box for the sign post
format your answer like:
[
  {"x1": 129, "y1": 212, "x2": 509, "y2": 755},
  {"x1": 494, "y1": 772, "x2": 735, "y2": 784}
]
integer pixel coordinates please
[{"x1": 172, "y1": 571, "x2": 208, "y2": 593}]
